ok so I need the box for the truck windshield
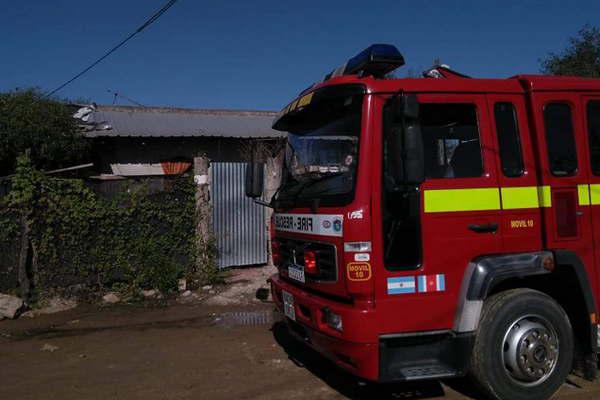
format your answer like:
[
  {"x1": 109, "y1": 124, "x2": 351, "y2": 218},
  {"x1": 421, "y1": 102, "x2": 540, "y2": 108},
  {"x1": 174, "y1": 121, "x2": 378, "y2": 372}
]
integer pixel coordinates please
[{"x1": 273, "y1": 85, "x2": 364, "y2": 207}]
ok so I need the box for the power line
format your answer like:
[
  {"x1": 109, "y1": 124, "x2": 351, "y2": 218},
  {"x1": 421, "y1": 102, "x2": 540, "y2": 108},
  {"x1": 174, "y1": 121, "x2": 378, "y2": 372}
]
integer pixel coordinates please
[
  {"x1": 107, "y1": 89, "x2": 146, "y2": 107},
  {"x1": 46, "y1": 0, "x2": 179, "y2": 98}
]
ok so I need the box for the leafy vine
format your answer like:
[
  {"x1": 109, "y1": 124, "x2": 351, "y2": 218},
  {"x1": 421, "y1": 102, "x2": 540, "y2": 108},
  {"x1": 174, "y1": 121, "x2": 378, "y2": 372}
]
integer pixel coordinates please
[{"x1": 0, "y1": 154, "x2": 217, "y2": 297}]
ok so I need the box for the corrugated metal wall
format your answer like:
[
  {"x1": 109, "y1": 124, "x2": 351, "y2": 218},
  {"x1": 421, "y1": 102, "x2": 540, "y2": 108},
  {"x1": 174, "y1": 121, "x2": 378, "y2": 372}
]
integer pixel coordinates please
[{"x1": 211, "y1": 162, "x2": 267, "y2": 268}]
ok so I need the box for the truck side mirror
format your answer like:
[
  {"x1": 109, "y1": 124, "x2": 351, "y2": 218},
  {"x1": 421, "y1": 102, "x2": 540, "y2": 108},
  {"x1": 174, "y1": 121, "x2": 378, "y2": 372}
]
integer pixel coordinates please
[
  {"x1": 389, "y1": 92, "x2": 419, "y2": 120},
  {"x1": 245, "y1": 162, "x2": 264, "y2": 198},
  {"x1": 402, "y1": 94, "x2": 419, "y2": 119},
  {"x1": 402, "y1": 121, "x2": 425, "y2": 184},
  {"x1": 400, "y1": 94, "x2": 424, "y2": 184},
  {"x1": 384, "y1": 94, "x2": 424, "y2": 187}
]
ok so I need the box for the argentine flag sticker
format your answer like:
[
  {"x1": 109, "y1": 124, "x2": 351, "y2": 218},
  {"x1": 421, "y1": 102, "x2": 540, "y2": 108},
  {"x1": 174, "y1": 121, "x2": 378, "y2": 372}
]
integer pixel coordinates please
[{"x1": 387, "y1": 276, "x2": 416, "y2": 295}]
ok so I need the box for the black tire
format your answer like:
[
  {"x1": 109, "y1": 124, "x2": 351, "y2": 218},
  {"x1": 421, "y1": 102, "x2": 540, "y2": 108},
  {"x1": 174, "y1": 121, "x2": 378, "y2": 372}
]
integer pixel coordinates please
[{"x1": 469, "y1": 288, "x2": 574, "y2": 400}]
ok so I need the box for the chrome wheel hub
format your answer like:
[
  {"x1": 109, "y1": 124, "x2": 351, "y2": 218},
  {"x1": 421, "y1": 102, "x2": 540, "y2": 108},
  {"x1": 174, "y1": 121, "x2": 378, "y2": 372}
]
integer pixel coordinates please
[{"x1": 502, "y1": 315, "x2": 559, "y2": 386}]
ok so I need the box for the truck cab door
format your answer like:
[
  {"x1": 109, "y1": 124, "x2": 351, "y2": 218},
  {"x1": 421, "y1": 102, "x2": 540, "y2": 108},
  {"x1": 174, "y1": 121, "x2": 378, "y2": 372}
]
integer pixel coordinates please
[{"x1": 416, "y1": 93, "x2": 502, "y2": 330}]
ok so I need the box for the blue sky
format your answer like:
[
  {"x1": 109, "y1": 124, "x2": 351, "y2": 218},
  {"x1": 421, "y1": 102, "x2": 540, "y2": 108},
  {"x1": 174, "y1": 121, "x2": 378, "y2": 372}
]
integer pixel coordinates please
[{"x1": 1, "y1": 0, "x2": 598, "y2": 110}]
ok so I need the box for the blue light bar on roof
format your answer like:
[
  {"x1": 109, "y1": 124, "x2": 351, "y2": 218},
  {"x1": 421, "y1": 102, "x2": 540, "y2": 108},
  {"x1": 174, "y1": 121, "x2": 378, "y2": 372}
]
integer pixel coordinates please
[{"x1": 325, "y1": 44, "x2": 405, "y2": 80}]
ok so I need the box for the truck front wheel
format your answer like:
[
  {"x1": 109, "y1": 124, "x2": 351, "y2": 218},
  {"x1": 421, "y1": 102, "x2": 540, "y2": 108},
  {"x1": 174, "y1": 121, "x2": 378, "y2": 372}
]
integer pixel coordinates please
[{"x1": 469, "y1": 288, "x2": 573, "y2": 400}]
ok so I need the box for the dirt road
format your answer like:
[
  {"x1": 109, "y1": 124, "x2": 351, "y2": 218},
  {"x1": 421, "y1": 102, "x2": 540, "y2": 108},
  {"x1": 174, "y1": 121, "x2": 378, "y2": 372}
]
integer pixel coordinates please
[{"x1": 1, "y1": 302, "x2": 600, "y2": 400}]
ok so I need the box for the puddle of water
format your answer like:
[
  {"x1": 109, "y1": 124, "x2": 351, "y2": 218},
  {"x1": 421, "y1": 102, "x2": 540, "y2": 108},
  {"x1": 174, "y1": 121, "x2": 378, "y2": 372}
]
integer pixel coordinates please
[{"x1": 215, "y1": 311, "x2": 272, "y2": 327}]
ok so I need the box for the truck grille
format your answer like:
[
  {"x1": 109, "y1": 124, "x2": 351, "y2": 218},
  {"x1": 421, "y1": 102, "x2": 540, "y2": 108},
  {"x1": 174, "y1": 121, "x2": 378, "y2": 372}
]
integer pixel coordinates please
[{"x1": 278, "y1": 238, "x2": 337, "y2": 282}]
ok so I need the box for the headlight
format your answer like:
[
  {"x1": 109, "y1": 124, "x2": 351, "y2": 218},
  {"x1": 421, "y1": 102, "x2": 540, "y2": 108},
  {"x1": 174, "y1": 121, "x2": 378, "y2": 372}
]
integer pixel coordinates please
[{"x1": 323, "y1": 308, "x2": 343, "y2": 331}]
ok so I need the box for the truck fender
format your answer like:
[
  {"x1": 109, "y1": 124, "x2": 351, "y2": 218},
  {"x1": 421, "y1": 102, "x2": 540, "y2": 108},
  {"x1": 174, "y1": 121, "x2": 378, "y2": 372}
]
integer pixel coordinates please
[
  {"x1": 454, "y1": 252, "x2": 552, "y2": 333},
  {"x1": 453, "y1": 250, "x2": 597, "y2": 349}
]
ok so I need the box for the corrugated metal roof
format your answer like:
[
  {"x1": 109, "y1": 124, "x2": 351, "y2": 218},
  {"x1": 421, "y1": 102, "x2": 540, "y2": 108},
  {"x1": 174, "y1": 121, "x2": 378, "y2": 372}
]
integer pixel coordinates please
[{"x1": 83, "y1": 105, "x2": 284, "y2": 138}]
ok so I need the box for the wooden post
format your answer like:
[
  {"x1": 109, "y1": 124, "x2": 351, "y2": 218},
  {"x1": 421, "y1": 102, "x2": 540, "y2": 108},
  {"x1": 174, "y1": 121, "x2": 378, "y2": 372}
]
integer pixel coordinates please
[
  {"x1": 264, "y1": 150, "x2": 284, "y2": 266},
  {"x1": 193, "y1": 156, "x2": 215, "y2": 281}
]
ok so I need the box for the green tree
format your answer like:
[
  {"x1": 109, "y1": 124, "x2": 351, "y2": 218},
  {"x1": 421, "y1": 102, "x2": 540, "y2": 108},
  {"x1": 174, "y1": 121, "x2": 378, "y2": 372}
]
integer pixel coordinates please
[
  {"x1": 0, "y1": 88, "x2": 88, "y2": 176},
  {"x1": 541, "y1": 25, "x2": 600, "y2": 77}
]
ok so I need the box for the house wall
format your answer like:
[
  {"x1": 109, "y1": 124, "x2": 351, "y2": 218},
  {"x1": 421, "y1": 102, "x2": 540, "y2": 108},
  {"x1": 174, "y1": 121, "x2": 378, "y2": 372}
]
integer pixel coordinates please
[
  {"x1": 90, "y1": 137, "x2": 266, "y2": 174},
  {"x1": 88, "y1": 136, "x2": 284, "y2": 269}
]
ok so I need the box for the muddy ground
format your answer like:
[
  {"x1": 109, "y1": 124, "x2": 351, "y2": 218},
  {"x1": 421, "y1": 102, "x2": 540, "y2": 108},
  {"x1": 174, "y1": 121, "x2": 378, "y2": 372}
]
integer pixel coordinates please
[{"x1": 2, "y1": 302, "x2": 600, "y2": 400}]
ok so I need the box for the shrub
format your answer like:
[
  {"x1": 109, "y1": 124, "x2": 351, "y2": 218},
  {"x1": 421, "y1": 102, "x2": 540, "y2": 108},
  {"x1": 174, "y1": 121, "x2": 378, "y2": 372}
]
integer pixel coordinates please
[{"x1": 0, "y1": 88, "x2": 88, "y2": 176}]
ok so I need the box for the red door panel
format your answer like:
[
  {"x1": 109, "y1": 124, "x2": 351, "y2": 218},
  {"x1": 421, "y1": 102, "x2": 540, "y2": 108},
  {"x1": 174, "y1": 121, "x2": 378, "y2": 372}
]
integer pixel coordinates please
[
  {"x1": 486, "y1": 94, "x2": 542, "y2": 252},
  {"x1": 391, "y1": 93, "x2": 501, "y2": 331},
  {"x1": 581, "y1": 95, "x2": 600, "y2": 304},
  {"x1": 530, "y1": 92, "x2": 596, "y2": 298}
]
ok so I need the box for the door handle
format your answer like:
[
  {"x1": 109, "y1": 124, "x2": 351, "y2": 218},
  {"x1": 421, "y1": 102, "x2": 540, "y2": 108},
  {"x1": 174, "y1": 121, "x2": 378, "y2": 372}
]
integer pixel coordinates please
[{"x1": 468, "y1": 223, "x2": 499, "y2": 233}]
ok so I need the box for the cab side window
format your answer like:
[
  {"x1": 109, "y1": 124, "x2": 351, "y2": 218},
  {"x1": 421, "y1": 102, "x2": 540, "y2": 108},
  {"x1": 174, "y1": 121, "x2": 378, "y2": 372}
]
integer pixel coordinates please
[
  {"x1": 543, "y1": 103, "x2": 578, "y2": 176},
  {"x1": 494, "y1": 102, "x2": 524, "y2": 177},
  {"x1": 421, "y1": 103, "x2": 483, "y2": 179},
  {"x1": 587, "y1": 101, "x2": 600, "y2": 175}
]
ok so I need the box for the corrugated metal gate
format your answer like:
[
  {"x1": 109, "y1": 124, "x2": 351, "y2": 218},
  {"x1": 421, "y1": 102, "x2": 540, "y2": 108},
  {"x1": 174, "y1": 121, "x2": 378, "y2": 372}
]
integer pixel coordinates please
[{"x1": 211, "y1": 162, "x2": 267, "y2": 268}]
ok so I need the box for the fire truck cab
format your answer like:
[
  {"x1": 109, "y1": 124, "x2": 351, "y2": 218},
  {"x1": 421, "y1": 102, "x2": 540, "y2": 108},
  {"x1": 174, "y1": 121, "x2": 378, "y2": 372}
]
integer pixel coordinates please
[{"x1": 247, "y1": 44, "x2": 600, "y2": 400}]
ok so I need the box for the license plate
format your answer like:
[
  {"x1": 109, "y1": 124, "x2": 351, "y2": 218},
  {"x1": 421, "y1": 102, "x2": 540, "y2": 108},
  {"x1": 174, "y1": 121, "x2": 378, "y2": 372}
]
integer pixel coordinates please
[
  {"x1": 288, "y1": 264, "x2": 305, "y2": 283},
  {"x1": 282, "y1": 290, "x2": 295, "y2": 321}
]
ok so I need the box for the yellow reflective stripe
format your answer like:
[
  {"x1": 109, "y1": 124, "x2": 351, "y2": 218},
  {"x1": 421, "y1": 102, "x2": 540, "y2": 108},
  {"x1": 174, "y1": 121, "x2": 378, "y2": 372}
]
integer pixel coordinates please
[
  {"x1": 590, "y1": 184, "x2": 600, "y2": 205},
  {"x1": 500, "y1": 187, "x2": 540, "y2": 210},
  {"x1": 424, "y1": 188, "x2": 500, "y2": 213},
  {"x1": 578, "y1": 184, "x2": 591, "y2": 206},
  {"x1": 537, "y1": 186, "x2": 552, "y2": 208},
  {"x1": 297, "y1": 92, "x2": 313, "y2": 108},
  {"x1": 423, "y1": 184, "x2": 600, "y2": 213}
]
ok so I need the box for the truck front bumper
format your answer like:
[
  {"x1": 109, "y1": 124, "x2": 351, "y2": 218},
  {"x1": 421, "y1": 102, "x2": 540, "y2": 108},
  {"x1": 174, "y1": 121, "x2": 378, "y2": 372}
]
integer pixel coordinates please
[
  {"x1": 270, "y1": 274, "x2": 380, "y2": 381},
  {"x1": 270, "y1": 274, "x2": 475, "y2": 382}
]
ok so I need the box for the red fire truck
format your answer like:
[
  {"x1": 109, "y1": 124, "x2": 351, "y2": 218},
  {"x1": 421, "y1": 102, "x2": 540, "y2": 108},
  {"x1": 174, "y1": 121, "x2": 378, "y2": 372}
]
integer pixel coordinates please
[{"x1": 246, "y1": 44, "x2": 600, "y2": 400}]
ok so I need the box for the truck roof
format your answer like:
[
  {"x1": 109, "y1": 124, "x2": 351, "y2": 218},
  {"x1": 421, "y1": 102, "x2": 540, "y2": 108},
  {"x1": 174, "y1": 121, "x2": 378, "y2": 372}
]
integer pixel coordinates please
[
  {"x1": 307, "y1": 74, "x2": 600, "y2": 97},
  {"x1": 280, "y1": 73, "x2": 600, "y2": 117},
  {"x1": 513, "y1": 75, "x2": 600, "y2": 92}
]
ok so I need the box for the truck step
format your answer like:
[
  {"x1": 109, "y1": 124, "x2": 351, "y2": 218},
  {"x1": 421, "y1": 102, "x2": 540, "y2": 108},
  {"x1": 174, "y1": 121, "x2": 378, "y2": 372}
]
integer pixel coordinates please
[{"x1": 397, "y1": 364, "x2": 458, "y2": 380}]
